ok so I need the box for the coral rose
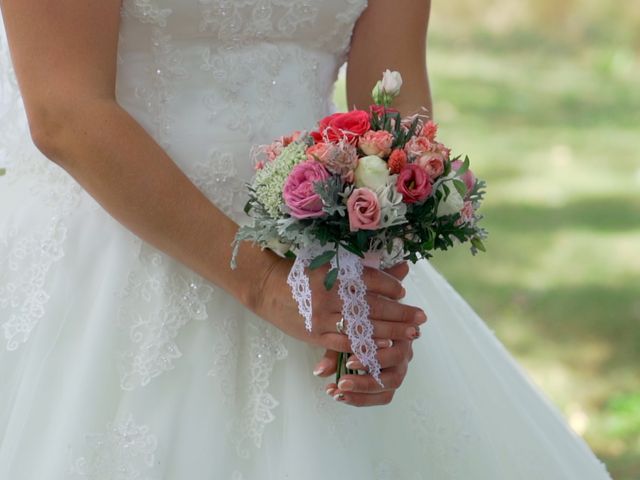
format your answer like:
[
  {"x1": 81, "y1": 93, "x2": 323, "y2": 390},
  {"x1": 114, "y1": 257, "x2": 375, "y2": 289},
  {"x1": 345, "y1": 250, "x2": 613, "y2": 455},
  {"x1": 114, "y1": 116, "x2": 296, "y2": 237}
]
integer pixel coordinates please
[{"x1": 313, "y1": 110, "x2": 371, "y2": 145}]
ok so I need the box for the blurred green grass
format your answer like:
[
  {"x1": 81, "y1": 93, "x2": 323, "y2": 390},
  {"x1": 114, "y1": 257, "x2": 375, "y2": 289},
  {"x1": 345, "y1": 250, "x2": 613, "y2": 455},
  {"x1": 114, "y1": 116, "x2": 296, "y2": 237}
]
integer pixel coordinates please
[{"x1": 336, "y1": 5, "x2": 639, "y2": 478}]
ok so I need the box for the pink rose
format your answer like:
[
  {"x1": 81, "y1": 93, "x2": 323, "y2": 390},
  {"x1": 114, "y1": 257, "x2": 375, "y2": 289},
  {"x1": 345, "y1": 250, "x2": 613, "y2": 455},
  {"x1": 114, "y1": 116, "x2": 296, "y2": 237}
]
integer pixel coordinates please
[
  {"x1": 417, "y1": 152, "x2": 445, "y2": 179},
  {"x1": 307, "y1": 141, "x2": 358, "y2": 182},
  {"x1": 396, "y1": 164, "x2": 433, "y2": 204},
  {"x1": 404, "y1": 136, "x2": 431, "y2": 159},
  {"x1": 283, "y1": 160, "x2": 330, "y2": 219},
  {"x1": 358, "y1": 130, "x2": 394, "y2": 158},
  {"x1": 452, "y1": 159, "x2": 476, "y2": 194},
  {"x1": 347, "y1": 187, "x2": 381, "y2": 231}
]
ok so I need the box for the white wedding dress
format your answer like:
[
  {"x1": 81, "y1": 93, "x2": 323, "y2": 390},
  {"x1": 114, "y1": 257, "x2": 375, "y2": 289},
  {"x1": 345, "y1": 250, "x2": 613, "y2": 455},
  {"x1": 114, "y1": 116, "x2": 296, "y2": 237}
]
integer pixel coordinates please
[{"x1": 0, "y1": 2, "x2": 613, "y2": 479}]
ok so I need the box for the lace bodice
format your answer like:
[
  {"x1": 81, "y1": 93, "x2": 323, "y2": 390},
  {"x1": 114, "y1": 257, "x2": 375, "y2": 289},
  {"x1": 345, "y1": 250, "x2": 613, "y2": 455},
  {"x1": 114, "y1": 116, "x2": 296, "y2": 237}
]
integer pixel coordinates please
[{"x1": 116, "y1": 0, "x2": 368, "y2": 222}]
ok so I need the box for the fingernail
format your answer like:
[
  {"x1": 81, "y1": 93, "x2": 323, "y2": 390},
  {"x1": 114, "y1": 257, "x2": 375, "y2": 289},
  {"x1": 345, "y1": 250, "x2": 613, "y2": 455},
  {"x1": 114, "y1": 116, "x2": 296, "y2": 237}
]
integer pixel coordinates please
[
  {"x1": 400, "y1": 287, "x2": 407, "y2": 298},
  {"x1": 333, "y1": 393, "x2": 346, "y2": 402},
  {"x1": 414, "y1": 310, "x2": 427, "y2": 323},
  {"x1": 313, "y1": 365, "x2": 326, "y2": 376},
  {"x1": 406, "y1": 327, "x2": 420, "y2": 339},
  {"x1": 338, "y1": 379, "x2": 355, "y2": 391},
  {"x1": 346, "y1": 359, "x2": 358, "y2": 369},
  {"x1": 326, "y1": 386, "x2": 336, "y2": 396},
  {"x1": 376, "y1": 339, "x2": 393, "y2": 348}
]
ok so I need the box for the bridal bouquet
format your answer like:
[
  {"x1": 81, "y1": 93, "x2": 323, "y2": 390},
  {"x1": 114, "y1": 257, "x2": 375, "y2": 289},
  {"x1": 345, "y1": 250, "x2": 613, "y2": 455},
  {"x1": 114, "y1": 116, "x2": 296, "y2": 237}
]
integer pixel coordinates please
[{"x1": 232, "y1": 70, "x2": 487, "y2": 386}]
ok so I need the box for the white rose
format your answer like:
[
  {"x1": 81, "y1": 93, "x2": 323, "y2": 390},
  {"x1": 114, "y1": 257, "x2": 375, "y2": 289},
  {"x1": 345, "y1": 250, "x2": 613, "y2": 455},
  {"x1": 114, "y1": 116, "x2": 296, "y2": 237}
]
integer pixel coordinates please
[
  {"x1": 354, "y1": 155, "x2": 390, "y2": 191},
  {"x1": 436, "y1": 184, "x2": 464, "y2": 217},
  {"x1": 381, "y1": 70, "x2": 403, "y2": 96}
]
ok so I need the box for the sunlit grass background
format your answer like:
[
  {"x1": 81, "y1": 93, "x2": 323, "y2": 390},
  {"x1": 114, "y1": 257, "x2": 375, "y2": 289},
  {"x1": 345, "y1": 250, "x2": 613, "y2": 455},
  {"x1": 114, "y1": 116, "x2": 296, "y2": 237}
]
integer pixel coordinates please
[{"x1": 335, "y1": 1, "x2": 640, "y2": 478}]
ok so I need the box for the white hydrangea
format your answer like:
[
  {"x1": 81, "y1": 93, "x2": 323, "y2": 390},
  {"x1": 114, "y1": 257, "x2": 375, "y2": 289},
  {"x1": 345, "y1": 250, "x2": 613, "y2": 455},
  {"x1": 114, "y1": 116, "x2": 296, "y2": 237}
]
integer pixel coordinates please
[{"x1": 254, "y1": 142, "x2": 307, "y2": 218}]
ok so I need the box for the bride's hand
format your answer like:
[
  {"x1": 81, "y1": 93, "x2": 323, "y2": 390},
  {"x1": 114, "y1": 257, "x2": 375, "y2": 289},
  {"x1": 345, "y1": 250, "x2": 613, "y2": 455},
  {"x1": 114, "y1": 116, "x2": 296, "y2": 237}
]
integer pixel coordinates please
[
  {"x1": 247, "y1": 254, "x2": 426, "y2": 357},
  {"x1": 316, "y1": 261, "x2": 420, "y2": 407}
]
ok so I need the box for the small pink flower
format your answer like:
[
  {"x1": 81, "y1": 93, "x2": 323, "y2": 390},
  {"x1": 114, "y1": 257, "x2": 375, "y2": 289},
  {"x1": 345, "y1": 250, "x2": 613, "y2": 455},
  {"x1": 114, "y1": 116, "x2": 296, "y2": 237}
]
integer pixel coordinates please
[
  {"x1": 281, "y1": 130, "x2": 303, "y2": 147},
  {"x1": 455, "y1": 201, "x2": 475, "y2": 226},
  {"x1": 283, "y1": 160, "x2": 330, "y2": 219},
  {"x1": 417, "y1": 152, "x2": 445, "y2": 179},
  {"x1": 421, "y1": 121, "x2": 438, "y2": 141},
  {"x1": 263, "y1": 141, "x2": 284, "y2": 162},
  {"x1": 404, "y1": 136, "x2": 431, "y2": 159},
  {"x1": 452, "y1": 159, "x2": 476, "y2": 194},
  {"x1": 307, "y1": 141, "x2": 358, "y2": 182},
  {"x1": 347, "y1": 187, "x2": 381, "y2": 231},
  {"x1": 396, "y1": 164, "x2": 433, "y2": 204},
  {"x1": 358, "y1": 130, "x2": 394, "y2": 158}
]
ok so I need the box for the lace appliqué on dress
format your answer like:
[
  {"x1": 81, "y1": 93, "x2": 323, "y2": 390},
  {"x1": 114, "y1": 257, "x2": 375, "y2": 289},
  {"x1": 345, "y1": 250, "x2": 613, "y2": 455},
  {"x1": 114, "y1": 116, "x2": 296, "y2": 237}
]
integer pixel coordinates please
[
  {"x1": 233, "y1": 321, "x2": 288, "y2": 459},
  {"x1": 188, "y1": 149, "x2": 246, "y2": 219},
  {"x1": 68, "y1": 413, "x2": 160, "y2": 480},
  {"x1": 116, "y1": 242, "x2": 214, "y2": 391},
  {"x1": 0, "y1": 219, "x2": 67, "y2": 351}
]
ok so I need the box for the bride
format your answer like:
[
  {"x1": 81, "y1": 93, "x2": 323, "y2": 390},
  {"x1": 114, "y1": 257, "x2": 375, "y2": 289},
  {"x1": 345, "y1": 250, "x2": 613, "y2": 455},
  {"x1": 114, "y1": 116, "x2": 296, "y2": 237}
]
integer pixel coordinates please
[{"x1": 0, "y1": 0, "x2": 612, "y2": 478}]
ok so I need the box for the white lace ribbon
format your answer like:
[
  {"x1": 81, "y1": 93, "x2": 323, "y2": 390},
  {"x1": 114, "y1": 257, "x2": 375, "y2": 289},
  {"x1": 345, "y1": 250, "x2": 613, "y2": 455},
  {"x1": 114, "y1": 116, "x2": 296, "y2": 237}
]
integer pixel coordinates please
[{"x1": 287, "y1": 247, "x2": 383, "y2": 387}]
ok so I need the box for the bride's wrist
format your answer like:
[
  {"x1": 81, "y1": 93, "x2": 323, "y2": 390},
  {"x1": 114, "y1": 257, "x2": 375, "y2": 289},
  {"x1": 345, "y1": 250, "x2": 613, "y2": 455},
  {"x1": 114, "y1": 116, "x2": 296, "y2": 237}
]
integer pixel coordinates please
[{"x1": 232, "y1": 241, "x2": 282, "y2": 313}]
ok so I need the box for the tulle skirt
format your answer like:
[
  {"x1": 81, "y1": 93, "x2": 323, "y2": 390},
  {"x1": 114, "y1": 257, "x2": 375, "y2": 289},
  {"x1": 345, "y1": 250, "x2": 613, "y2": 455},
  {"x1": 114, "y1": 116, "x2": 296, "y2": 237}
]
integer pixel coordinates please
[{"x1": 0, "y1": 146, "x2": 612, "y2": 479}]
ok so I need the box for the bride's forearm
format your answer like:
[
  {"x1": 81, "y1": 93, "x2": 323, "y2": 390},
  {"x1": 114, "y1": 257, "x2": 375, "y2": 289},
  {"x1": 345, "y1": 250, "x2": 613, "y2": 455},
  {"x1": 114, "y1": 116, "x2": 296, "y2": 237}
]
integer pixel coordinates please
[{"x1": 34, "y1": 98, "x2": 276, "y2": 308}]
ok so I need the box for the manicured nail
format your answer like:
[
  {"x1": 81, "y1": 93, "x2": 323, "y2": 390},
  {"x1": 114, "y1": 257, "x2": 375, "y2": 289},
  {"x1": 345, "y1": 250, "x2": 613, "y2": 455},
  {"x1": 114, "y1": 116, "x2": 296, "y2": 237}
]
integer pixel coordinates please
[
  {"x1": 400, "y1": 287, "x2": 407, "y2": 298},
  {"x1": 326, "y1": 386, "x2": 336, "y2": 396},
  {"x1": 338, "y1": 379, "x2": 355, "y2": 391},
  {"x1": 333, "y1": 393, "x2": 346, "y2": 402},
  {"x1": 414, "y1": 310, "x2": 427, "y2": 323},
  {"x1": 376, "y1": 339, "x2": 393, "y2": 348},
  {"x1": 406, "y1": 326, "x2": 421, "y2": 339},
  {"x1": 313, "y1": 365, "x2": 326, "y2": 376},
  {"x1": 346, "y1": 359, "x2": 359, "y2": 369}
]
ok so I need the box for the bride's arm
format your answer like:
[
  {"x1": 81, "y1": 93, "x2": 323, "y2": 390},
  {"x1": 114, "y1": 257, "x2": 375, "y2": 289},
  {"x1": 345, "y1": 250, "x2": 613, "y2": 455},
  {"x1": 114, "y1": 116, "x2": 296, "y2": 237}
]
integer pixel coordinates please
[
  {"x1": 0, "y1": 0, "x2": 271, "y2": 308},
  {"x1": 346, "y1": 0, "x2": 433, "y2": 118}
]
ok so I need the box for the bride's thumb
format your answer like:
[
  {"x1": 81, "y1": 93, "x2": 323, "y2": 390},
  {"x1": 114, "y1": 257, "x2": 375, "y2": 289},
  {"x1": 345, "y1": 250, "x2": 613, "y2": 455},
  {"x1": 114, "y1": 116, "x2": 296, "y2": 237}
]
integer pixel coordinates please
[{"x1": 313, "y1": 349, "x2": 340, "y2": 377}]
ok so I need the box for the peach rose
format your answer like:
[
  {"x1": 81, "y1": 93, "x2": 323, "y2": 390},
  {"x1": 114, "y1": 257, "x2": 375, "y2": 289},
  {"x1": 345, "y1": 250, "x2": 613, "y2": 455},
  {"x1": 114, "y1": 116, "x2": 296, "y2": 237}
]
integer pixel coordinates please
[
  {"x1": 417, "y1": 152, "x2": 445, "y2": 179},
  {"x1": 404, "y1": 136, "x2": 431, "y2": 159},
  {"x1": 358, "y1": 130, "x2": 394, "y2": 158}
]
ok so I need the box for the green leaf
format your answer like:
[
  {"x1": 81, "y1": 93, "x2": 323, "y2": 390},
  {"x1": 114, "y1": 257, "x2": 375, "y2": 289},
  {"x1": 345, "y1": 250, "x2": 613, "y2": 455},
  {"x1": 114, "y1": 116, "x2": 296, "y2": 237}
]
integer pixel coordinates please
[
  {"x1": 452, "y1": 179, "x2": 468, "y2": 197},
  {"x1": 324, "y1": 267, "x2": 339, "y2": 290},
  {"x1": 471, "y1": 237, "x2": 486, "y2": 252},
  {"x1": 455, "y1": 156, "x2": 470, "y2": 177},
  {"x1": 309, "y1": 250, "x2": 336, "y2": 270},
  {"x1": 340, "y1": 241, "x2": 365, "y2": 258}
]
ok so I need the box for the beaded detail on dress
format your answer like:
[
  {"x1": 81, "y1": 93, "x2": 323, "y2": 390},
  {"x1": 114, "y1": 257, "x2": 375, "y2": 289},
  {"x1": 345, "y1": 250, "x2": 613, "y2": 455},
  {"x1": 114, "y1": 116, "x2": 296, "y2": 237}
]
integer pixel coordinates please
[{"x1": 68, "y1": 413, "x2": 160, "y2": 479}]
